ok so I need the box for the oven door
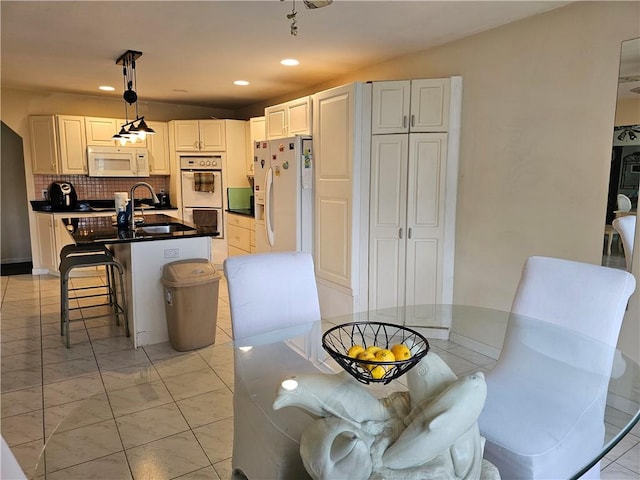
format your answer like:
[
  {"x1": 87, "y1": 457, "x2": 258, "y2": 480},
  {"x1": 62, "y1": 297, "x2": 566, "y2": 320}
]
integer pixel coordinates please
[
  {"x1": 181, "y1": 170, "x2": 223, "y2": 208},
  {"x1": 183, "y1": 207, "x2": 223, "y2": 237}
]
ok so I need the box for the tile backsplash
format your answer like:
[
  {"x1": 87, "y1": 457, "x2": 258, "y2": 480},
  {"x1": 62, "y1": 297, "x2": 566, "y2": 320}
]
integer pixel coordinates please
[{"x1": 34, "y1": 175, "x2": 169, "y2": 200}]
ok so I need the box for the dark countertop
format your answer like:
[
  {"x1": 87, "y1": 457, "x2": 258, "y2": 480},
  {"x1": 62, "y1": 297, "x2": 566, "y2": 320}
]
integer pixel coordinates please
[
  {"x1": 226, "y1": 208, "x2": 254, "y2": 218},
  {"x1": 31, "y1": 199, "x2": 178, "y2": 213},
  {"x1": 61, "y1": 214, "x2": 219, "y2": 245}
]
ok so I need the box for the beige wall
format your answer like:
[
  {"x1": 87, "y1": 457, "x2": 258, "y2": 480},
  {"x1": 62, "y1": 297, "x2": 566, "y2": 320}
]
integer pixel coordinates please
[{"x1": 616, "y1": 96, "x2": 640, "y2": 126}]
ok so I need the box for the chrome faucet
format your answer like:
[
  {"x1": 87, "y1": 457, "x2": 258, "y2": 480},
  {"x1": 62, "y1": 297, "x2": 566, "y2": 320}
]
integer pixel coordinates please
[{"x1": 129, "y1": 182, "x2": 159, "y2": 229}]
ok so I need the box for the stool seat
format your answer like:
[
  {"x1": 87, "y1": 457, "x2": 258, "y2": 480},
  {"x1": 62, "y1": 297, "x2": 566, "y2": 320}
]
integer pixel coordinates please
[{"x1": 59, "y1": 247, "x2": 129, "y2": 348}]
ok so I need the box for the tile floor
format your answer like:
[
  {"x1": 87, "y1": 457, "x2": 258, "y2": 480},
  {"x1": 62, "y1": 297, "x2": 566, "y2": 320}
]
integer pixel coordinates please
[{"x1": 1, "y1": 271, "x2": 639, "y2": 479}]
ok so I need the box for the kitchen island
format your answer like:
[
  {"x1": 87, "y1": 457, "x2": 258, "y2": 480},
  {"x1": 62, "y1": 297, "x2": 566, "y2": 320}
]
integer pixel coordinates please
[{"x1": 63, "y1": 214, "x2": 220, "y2": 347}]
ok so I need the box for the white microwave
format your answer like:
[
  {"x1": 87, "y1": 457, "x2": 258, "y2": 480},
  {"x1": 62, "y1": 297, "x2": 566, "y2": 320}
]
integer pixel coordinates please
[{"x1": 87, "y1": 146, "x2": 149, "y2": 177}]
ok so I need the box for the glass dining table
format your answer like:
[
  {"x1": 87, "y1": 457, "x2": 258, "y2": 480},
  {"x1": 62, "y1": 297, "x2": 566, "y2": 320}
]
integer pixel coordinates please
[{"x1": 34, "y1": 305, "x2": 640, "y2": 480}]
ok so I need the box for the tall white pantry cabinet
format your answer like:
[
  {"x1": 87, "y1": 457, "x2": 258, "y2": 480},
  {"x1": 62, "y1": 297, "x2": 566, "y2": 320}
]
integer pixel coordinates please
[{"x1": 312, "y1": 77, "x2": 461, "y2": 318}]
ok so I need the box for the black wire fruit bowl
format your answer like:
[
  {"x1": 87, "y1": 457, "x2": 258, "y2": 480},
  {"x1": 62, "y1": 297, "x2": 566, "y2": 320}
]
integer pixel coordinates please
[{"x1": 322, "y1": 321, "x2": 430, "y2": 385}]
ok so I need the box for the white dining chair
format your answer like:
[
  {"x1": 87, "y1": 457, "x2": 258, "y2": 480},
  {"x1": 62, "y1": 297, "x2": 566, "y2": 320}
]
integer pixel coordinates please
[
  {"x1": 617, "y1": 193, "x2": 632, "y2": 213},
  {"x1": 613, "y1": 215, "x2": 636, "y2": 272},
  {"x1": 478, "y1": 256, "x2": 635, "y2": 480},
  {"x1": 224, "y1": 252, "x2": 322, "y2": 480}
]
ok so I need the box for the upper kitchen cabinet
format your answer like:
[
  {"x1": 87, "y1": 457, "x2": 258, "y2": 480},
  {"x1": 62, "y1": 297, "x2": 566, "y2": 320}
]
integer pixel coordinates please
[
  {"x1": 247, "y1": 116, "x2": 266, "y2": 175},
  {"x1": 173, "y1": 120, "x2": 226, "y2": 151},
  {"x1": 29, "y1": 115, "x2": 87, "y2": 175},
  {"x1": 265, "y1": 96, "x2": 311, "y2": 140},
  {"x1": 145, "y1": 121, "x2": 170, "y2": 175},
  {"x1": 372, "y1": 78, "x2": 450, "y2": 134},
  {"x1": 85, "y1": 117, "x2": 119, "y2": 146}
]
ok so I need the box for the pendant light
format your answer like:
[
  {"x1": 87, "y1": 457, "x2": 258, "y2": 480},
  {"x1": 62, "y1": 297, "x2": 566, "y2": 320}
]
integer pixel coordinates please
[{"x1": 112, "y1": 50, "x2": 155, "y2": 144}]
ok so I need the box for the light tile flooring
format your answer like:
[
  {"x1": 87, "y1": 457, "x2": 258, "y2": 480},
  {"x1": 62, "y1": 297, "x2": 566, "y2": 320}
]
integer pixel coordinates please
[{"x1": 1, "y1": 271, "x2": 639, "y2": 479}]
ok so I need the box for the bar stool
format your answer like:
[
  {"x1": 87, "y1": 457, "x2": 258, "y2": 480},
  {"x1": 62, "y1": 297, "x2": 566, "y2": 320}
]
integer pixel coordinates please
[{"x1": 59, "y1": 245, "x2": 129, "y2": 348}]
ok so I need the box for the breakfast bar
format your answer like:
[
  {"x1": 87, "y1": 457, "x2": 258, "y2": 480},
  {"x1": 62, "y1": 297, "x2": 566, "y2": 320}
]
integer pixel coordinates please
[{"x1": 62, "y1": 214, "x2": 219, "y2": 347}]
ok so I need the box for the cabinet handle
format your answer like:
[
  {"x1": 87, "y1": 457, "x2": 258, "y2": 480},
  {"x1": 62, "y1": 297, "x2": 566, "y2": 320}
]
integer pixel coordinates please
[
  {"x1": 194, "y1": 141, "x2": 198, "y2": 149},
  {"x1": 408, "y1": 227, "x2": 413, "y2": 239},
  {"x1": 403, "y1": 116, "x2": 408, "y2": 129},
  {"x1": 399, "y1": 228, "x2": 403, "y2": 239},
  {"x1": 411, "y1": 115, "x2": 415, "y2": 127}
]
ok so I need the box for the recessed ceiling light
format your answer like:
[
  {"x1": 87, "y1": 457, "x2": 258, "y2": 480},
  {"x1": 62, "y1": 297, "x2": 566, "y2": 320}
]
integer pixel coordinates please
[
  {"x1": 281, "y1": 58, "x2": 299, "y2": 66},
  {"x1": 99, "y1": 85, "x2": 115, "y2": 91},
  {"x1": 234, "y1": 80, "x2": 250, "y2": 86}
]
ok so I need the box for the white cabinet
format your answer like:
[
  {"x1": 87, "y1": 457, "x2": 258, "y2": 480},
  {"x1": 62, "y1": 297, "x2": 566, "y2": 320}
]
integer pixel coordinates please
[
  {"x1": 85, "y1": 117, "x2": 118, "y2": 146},
  {"x1": 247, "y1": 116, "x2": 265, "y2": 175},
  {"x1": 223, "y1": 120, "x2": 249, "y2": 188},
  {"x1": 372, "y1": 78, "x2": 450, "y2": 134},
  {"x1": 173, "y1": 120, "x2": 226, "y2": 151},
  {"x1": 34, "y1": 213, "x2": 75, "y2": 273},
  {"x1": 265, "y1": 96, "x2": 311, "y2": 139},
  {"x1": 35, "y1": 213, "x2": 57, "y2": 273},
  {"x1": 146, "y1": 121, "x2": 170, "y2": 175},
  {"x1": 368, "y1": 133, "x2": 448, "y2": 310},
  {"x1": 227, "y1": 213, "x2": 255, "y2": 256},
  {"x1": 30, "y1": 115, "x2": 87, "y2": 174}
]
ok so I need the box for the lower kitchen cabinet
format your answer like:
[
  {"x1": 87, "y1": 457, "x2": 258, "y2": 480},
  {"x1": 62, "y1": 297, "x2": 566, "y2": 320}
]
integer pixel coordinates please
[{"x1": 227, "y1": 213, "x2": 255, "y2": 256}]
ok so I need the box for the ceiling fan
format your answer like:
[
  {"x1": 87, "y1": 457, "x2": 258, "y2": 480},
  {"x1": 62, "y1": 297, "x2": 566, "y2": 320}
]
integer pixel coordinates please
[{"x1": 282, "y1": 0, "x2": 333, "y2": 36}]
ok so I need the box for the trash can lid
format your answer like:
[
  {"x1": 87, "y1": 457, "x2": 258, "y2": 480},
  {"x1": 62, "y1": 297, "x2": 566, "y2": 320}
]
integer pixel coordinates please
[{"x1": 161, "y1": 258, "x2": 220, "y2": 288}]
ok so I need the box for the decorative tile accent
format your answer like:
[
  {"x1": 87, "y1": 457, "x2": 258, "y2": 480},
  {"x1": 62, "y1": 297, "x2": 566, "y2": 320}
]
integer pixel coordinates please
[{"x1": 33, "y1": 175, "x2": 169, "y2": 202}]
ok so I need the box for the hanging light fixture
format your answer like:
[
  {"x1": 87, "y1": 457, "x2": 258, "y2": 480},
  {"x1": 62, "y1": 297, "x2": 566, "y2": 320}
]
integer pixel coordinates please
[
  {"x1": 280, "y1": 0, "x2": 332, "y2": 36},
  {"x1": 615, "y1": 125, "x2": 640, "y2": 142},
  {"x1": 112, "y1": 50, "x2": 155, "y2": 145}
]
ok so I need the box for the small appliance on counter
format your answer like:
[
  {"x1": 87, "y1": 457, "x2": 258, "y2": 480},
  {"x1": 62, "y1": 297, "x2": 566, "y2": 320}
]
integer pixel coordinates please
[
  {"x1": 227, "y1": 187, "x2": 254, "y2": 215},
  {"x1": 48, "y1": 182, "x2": 78, "y2": 211},
  {"x1": 157, "y1": 192, "x2": 170, "y2": 207}
]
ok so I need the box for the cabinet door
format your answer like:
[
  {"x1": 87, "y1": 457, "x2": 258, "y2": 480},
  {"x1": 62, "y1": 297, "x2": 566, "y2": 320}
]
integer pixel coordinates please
[
  {"x1": 173, "y1": 120, "x2": 201, "y2": 151},
  {"x1": 248, "y1": 116, "x2": 266, "y2": 174},
  {"x1": 199, "y1": 120, "x2": 225, "y2": 151},
  {"x1": 265, "y1": 104, "x2": 287, "y2": 139},
  {"x1": 146, "y1": 121, "x2": 170, "y2": 175},
  {"x1": 409, "y1": 78, "x2": 450, "y2": 132},
  {"x1": 57, "y1": 116, "x2": 87, "y2": 174},
  {"x1": 404, "y1": 133, "x2": 448, "y2": 306},
  {"x1": 368, "y1": 135, "x2": 408, "y2": 310},
  {"x1": 29, "y1": 116, "x2": 59, "y2": 174},
  {"x1": 287, "y1": 97, "x2": 312, "y2": 136},
  {"x1": 312, "y1": 84, "x2": 356, "y2": 289},
  {"x1": 35, "y1": 214, "x2": 56, "y2": 272},
  {"x1": 371, "y1": 81, "x2": 411, "y2": 135},
  {"x1": 85, "y1": 117, "x2": 118, "y2": 146}
]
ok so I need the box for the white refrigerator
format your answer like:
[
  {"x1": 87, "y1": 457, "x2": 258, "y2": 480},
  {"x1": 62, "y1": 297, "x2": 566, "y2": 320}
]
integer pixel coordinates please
[{"x1": 253, "y1": 136, "x2": 313, "y2": 253}]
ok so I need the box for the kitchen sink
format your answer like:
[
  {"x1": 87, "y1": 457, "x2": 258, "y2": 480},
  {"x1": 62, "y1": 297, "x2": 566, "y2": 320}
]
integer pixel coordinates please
[{"x1": 138, "y1": 223, "x2": 196, "y2": 234}]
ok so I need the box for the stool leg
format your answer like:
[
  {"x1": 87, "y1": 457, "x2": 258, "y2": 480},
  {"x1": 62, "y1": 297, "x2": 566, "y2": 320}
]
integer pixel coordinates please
[
  {"x1": 607, "y1": 232, "x2": 613, "y2": 256},
  {"x1": 63, "y1": 273, "x2": 71, "y2": 348},
  {"x1": 115, "y1": 264, "x2": 130, "y2": 338}
]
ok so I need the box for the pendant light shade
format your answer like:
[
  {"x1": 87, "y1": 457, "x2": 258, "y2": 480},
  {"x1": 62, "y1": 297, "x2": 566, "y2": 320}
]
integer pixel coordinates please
[{"x1": 112, "y1": 50, "x2": 154, "y2": 145}]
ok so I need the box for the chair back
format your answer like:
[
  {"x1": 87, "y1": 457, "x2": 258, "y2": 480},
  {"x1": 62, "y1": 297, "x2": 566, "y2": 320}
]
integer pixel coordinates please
[
  {"x1": 510, "y1": 256, "x2": 635, "y2": 347},
  {"x1": 617, "y1": 193, "x2": 632, "y2": 212},
  {"x1": 223, "y1": 252, "x2": 321, "y2": 339},
  {"x1": 613, "y1": 215, "x2": 636, "y2": 272}
]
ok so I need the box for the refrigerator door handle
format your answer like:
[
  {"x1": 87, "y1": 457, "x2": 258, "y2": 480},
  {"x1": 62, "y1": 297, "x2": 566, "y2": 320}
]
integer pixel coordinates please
[{"x1": 265, "y1": 167, "x2": 275, "y2": 247}]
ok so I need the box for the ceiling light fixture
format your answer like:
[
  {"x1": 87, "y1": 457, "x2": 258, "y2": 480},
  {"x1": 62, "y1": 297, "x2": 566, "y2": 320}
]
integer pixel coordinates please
[
  {"x1": 281, "y1": 0, "x2": 332, "y2": 36},
  {"x1": 99, "y1": 85, "x2": 115, "y2": 91},
  {"x1": 233, "y1": 80, "x2": 250, "y2": 86},
  {"x1": 615, "y1": 125, "x2": 640, "y2": 142},
  {"x1": 281, "y1": 58, "x2": 299, "y2": 66},
  {"x1": 112, "y1": 50, "x2": 155, "y2": 145}
]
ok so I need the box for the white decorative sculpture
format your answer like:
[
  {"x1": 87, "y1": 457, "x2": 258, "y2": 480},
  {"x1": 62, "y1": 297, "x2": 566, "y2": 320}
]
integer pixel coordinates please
[{"x1": 273, "y1": 353, "x2": 500, "y2": 480}]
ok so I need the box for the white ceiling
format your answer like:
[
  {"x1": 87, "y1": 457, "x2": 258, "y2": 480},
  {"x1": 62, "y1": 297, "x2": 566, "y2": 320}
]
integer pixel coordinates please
[{"x1": 2, "y1": 0, "x2": 613, "y2": 112}]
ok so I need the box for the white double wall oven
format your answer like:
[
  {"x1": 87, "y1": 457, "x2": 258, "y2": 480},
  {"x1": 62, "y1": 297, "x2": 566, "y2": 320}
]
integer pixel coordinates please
[{"x1": 179, "y1": 154, "x2": 225, "y2": 263}]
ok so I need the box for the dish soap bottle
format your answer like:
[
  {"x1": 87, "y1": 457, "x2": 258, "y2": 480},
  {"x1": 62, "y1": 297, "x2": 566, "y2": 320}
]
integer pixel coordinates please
[{"x1": 117, "y1": 204, "x2": 128, "y2": 229}]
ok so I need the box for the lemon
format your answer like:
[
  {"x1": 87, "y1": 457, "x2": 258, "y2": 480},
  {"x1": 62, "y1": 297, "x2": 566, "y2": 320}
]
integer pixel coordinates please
[
  {"x1": 370, "y1": 365, "x2": 387, "y2": 379},
  {"x1": 375, "y1": 349, "x2": 396, "y2": 362},
  {"x1": 347, "y1": 345, "x2": 365, "y2": 358},
  {"x1": 365, "y1": 345, "x2": 382, "y2": 355},
  {"x1": 391, "y1": 344, "x2": 412, "y2": 361},
  {"x1": 356, "y1": 351, "x2": 376, "y2": 370}
]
